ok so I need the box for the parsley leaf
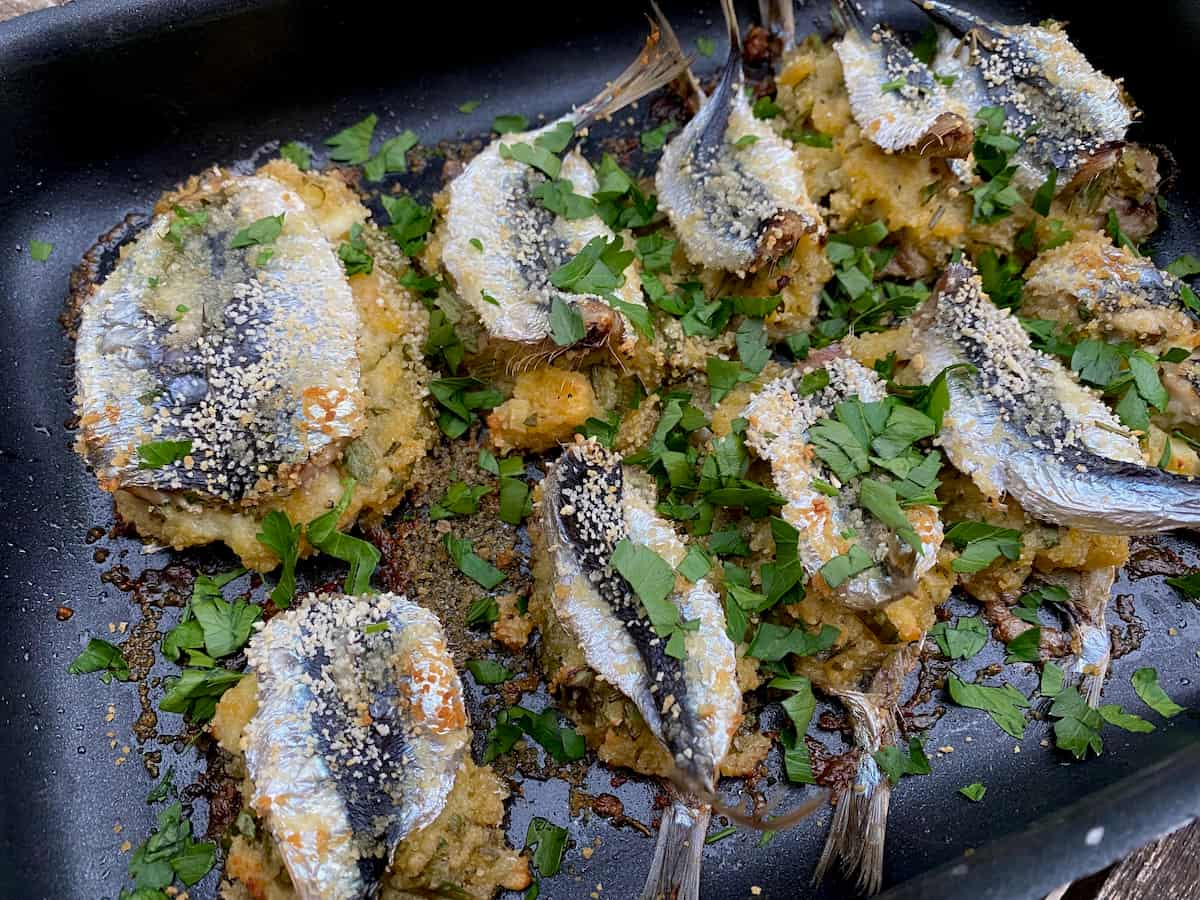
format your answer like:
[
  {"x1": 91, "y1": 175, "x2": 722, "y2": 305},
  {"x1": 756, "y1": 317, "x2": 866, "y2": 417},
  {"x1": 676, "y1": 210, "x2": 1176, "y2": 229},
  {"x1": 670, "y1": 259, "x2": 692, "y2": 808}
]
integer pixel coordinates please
[
  {"x1": 466, "y1": 659, "x2": 514, "y2": 685},
  {"x1": 1131, "y1": 667, "x2": 1185, "y2": 718},
  {"x1": 458, "y1": 100, "x2": 482, "y2": 113},
  {"x1": 279, "y1": 141, "x2": 311, "y2": 170},
  {"x1": 364, "y1": 130, "x2": 418, "y2": 182},
  {"x1": 1032, "y1": 169, "x2": 1057, "y2": 216},
  {"x1": 635, "y1": 232, "x2": 677, "y2": 274},
  {"x1": 641, "y1": 121, "x2": 677, "y2": 152},
  {"x1": 137, "y1": 439, "x2": 191, "y2": 469},
  {"x1": 160, "y1": 668, "x2": 243, "y2": 723},
  {"x1": 751, "y1": 96, "x2": 783, "y2": 119},
  {"x1": 770, "y1": 674, "x2": 817, "y2": 784},
  {"x1": 746, "y1": 622, "x2": 838, "y2": 662},
  {"x1": 256, "y1": 510, "x2": 301, "y2": 607},
  {"x1": 1004, "y1": 625, "x2": 1041, "y2": 663},
  {"x1": 484, "y1": 706, "x2": 584, "y2": 763},
  {"x1": 29, "y1": 239, "x2": 53, "y2": 261},
  {"x1": 1049, "y1": 686, "x2": 1104, "y2": 759},
  {"x1": 466, "y1": 596, "x2": 500, "y2": 628},
  {"x1": 1165, "y1": 570, "x2": 1200, "y2": 598},
  {"x1": 127, "y1": 801, "x2": 217, "y2": 891},
  {"x1": 959, "y1": 783, "x2": 986, "y2": 802},
  {"x1": 499, "y1": 141, "x2": 561, "y2": 178},
  {"x1": 550, "y1": 235, "x2": 634, "y2": 295},
  {"x1": 944, "y1": 522, "x2": 1022, "y2": 574},
  {"x1": 873, "y1": 737, "x2": 931, "y2": 784},
  {"x1": 525, "y1": 817, "x2": 569, "y2": 882},
  {"x1": 492, "y1": 113, "x2": 529, "y2": 134},
  {"x1": 1166, "y1": 254, "x2": 1200, "y2": 278},
  {"x1": 549, "y1": 296, "x2": 585, "y2": 346},
  {"x1": 612, "y1": 539, "x2": 696, "y2": 659},
  {"x1": 381, "y1": 194, "x2": 434, "y2": 256},
  {"x1": 164, "y1": 205, "x2": 208, "y2": 248},
  {"x1": 1040, "y1": 660, "x2": 1066, "y2": 696},
  {"x1": 859, "y1": 479, "x2": 923, "y2": 553},
  {"x1": 306, "y1": 478, "x2": 380, "y2": 595},
  {"x1": 929, "y1": 616, "x2": 988, "y2": 659},
  {"x1": 696, "y1": 36, "x2": 716, "y2": 56},
  {"x1": 325, "y1": 113, "x2": 377, "y2": 165},
  {"x1": 337, "y1": 222, "x2": 374, "y2": 276},
  {"x1": 533, "y1": 178, "x2": 596, "y2": 220},
  {"x1": 445, "y1": 533, "x2": 506, "y2": 589},
  {"x1": 946, "y1": 674, "x2": 1029, "y2": 739},
  {"x1": 499, "y1": 476, "x2": 531, "y2": 525},
  {"x1": 430, "y1": 481, "x2": 491, "y2": 520},
  {"x1": 1098, "y1": 704, "x2": 1156, "y2": 734},
  {"x1": 68, "y1": 638, "x2": 131, "y2": 683},
  {"x1": 191, "y1": 591, "x2": 261, "y2": 659},
  {"x1": 231, "y1": 214, "x2": 285, "y2": 249},
  {"x1": 818, "y1": 545, "x2": 873, "y2": 588},
  {"x1": 1106, "y1": 208, "x2": 1140, "y2": 256}
]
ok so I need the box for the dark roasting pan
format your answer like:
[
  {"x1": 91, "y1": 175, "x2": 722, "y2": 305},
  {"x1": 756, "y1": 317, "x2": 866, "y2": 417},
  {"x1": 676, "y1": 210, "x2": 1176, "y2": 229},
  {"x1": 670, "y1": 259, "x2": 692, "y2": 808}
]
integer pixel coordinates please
[{"x1": 1, "y1": 1, "x2": 1198, "y2": 898}]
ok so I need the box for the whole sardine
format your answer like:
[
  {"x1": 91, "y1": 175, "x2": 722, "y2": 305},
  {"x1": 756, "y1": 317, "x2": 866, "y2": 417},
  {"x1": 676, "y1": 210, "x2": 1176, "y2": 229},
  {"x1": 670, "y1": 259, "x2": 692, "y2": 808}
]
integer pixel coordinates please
[
  {"x1": 655, "y1": 0, "x2": 825, "y2": 275},
  {"x1": 441, "y1": 19, "x2": 687, "y2": 349},
  {"x1": 1022, "y1": 233, "x2": 1200, "y2": 355},
  {"x1": 744, "y1": 353, "x2": 944, "y2": 610},
  {"x1": 832, "y1": 0, "x2": 972, "y2": 158},
  {"x1": 909, "y1": 260, "x2": 1200, "y2": 533},
  {"x1": 539, "y1": 436, "x2": 742, "y2": 899},
  {"x1": 75, "y1": 173, "x2": 365, "y2": 504},
  {"x1": 243, "y1": 591, "x2": 468, "y2": 900},
  {"x1": 920, "y1": 0, "x2": 1133, "y2": 190}
]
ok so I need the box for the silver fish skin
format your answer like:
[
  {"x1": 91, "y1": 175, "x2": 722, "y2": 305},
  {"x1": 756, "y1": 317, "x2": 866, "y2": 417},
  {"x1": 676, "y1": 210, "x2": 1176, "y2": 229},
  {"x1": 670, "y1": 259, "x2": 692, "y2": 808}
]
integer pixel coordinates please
[
  {"x1": 744, "y1": 353, "x2": 943, "y2": 610},
  {"x1": 539, "y1": 436, "x2": 741, "y2": 792},
  {"x1": 441, "y1": 21, "x2": 687, "y2": 348},
  {"x1": 813, "y1": 644, "x2": 916, "y2": 896},
  {"x1": 243, "y1": 592, "x2": 468, "y2": 900},
  {"x1": 909, "y1": 260, "x2": 1200, "y2": 534},
  {"x1": 832, "y1": 0, "x2": 972, "y2": 158},
  {"x1": 922, "y1": 1, "x2": 1133, "y2": 189},
  {"x1": 655, "y1": 0, "x2": 824, "y2": 276},
  {"x1": 75, "y1": 173, "x2": 364, "y2": 505},
  {"x1": 540, "y1": 437, "x2": 741, "y2": 900},
  {"x1": 1022, "y1": 233, "x2": 1200, "y2": 355}
]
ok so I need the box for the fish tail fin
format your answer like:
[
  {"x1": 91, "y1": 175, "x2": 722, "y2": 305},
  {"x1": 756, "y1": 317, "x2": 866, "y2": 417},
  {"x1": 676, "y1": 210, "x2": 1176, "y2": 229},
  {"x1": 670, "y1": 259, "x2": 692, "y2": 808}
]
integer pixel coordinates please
[
  {"x1": 829, "y1": 0, "x2": 865, "y2": 37},
  {"x1": 759, "y1": 0, "x2": 797, "y2": 51},
  {"x1": 719, "y1": 0, "x2": 742, "y2": 51},
  {"x1": 651, "y1": 1, "x2": 706, "y2": 100},
  {"x1": 574, "y1": 12, "x2": 691, "y2": 126},
  {"x1": 1075, "y1": 621, "x2": 1111, "y2": 708},
  {"x1": 639, "y1": 797, "x2": 710, "y2": 900},
  {"x1": 813, "y1": 691, "x2": 894, "y2": 895},
  {"x1": 911, "y1": 0, "x2": 983, "y2": 36},
  {"x1": 813, "y1": 752, "x2": 891, "y2": 895}
]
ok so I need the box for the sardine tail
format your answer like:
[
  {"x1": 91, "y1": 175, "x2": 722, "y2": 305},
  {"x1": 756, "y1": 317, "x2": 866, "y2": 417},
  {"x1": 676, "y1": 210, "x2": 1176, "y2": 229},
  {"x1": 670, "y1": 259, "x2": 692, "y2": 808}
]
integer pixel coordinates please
[
  {"x1": 829, "y1": 0, "x2": 864, "y2": 37},
  {"x1": 813, "y1": 758, "x2": 891, "y2": 895},
  {"x1": 574, "y1": 14, "x2": 691, "y2": 125},
  {"x1": 911, "y1": 0, "x2": 982, "y2": 36},
  {"x1": 720, "y1": 0, "x2": 742, "y2": 50},
  {"x1": 759, "y1": 0, "x2": 796, "y2": 50},
  {"x1": 640, "y1": 797, "x2": 711, "y2": 900}
]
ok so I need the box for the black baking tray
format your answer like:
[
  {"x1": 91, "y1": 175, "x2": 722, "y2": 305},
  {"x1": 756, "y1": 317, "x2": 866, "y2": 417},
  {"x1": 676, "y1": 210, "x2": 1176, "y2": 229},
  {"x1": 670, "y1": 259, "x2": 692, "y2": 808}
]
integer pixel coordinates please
[{"x1": 1, "y1": 1, "x2": 1198, "y2": 898}]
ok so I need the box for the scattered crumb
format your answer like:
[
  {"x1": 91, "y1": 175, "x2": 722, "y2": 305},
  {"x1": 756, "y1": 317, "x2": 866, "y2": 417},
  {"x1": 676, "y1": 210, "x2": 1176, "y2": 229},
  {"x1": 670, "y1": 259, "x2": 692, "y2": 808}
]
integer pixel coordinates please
[
  {"x1": 751, "y1": 888, "x2": 762, "y2": 897},
  {"x1": 119, "y1": 840, "x2": 132, "y2": 853},
  {"x1": 938, "y1": 745, "x2": 954, "y2": 753},
  {"x1": 581, "y1": 847, "x2": 594, "y2": 860},
  {"x1": 1168, "y1": 627, "x2": 1178, "y2": 636}
]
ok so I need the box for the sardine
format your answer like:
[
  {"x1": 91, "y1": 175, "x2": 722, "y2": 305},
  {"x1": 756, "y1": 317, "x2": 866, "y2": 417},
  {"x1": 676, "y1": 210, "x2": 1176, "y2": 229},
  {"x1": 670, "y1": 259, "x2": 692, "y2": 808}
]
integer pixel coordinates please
[
  {"x1": 75, "y1": 173, "x2": 364, "y2": 504},
  {"x1": 243, "y1": 591, "x2": 468, "y2": 900},
  {"x1": 758, "y1": 0, "x2": 796, "y2": 54},
  {"x1": 832, "y1": 0, "x2": 972, "y2": 158},
  {"x1": 920, "y1": 0, "x2": 1133, "y2": 189},
  {"x1": 744, "y1": 352, "x2": 944, "y2": 610},
  {"x1": 440, "y1": 20, "x2": 687, "y2": 349},
  {"x1": 655, "y1": 0, "x2": 825, "y2": 275},
  {"x1": 813, "y1": 643, "x2": 917, "y2": 896},
  {"x1": 1022, "y1": 234, "x2": 1200, "y2": 354},
  {"x1": 908, "y1": 260, "x2": 1200, "y2": 533},
  {"x1": 538, "y1": 436, "x2": 742, "y2": 899}
]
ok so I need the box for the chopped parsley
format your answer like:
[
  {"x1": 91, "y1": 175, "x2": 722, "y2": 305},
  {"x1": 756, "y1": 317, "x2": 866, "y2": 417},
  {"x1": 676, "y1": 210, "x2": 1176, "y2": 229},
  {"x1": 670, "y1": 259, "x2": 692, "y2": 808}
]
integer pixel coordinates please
[
  {"x1": 943, "y1": 522, "x2": 1022, "y2": 574},
  {"x1": 746, "y1": 622, "x2": 838, "y2": 662},
  {"x1": 337, "y1": 222, "x2": 374, "y2": 276},
  {"x1": 136, "y1": 439, "x2": 191, "y2": 470},
  {"x1": 67, "y1": 638, "x2": 131, "y2": 683},
  {"x1": 466, "y1": 596, "x2": 500, "y2": 628},
  {"x1": 533, "y1": 178, "x2": 596, "y2": 220},
  {"x1": 640, "y1": 121, "x2": 677, "y2": 152},
  {"x1": 499, "y1": 475, "x2": 532, "y2": 526},
  {"x1": 550, "y1": 235, "x2": 634, "y2": 296},
  {"x1": 1048, "y1": 686, "x2": 1104, "y2": 759},
  {"x1": 771, "y1": 674, "x2": 817, "y2": 784},
  {"x1": 29, "y1": 239, "x2": 53, "y2": 261},
  {"x1": 880, "y1": 78, "x2": 907, "y2": 93},
  {"x1": 524, "y1": 816, "x2": 569, "y2": 898},
  {"x1": 1131, "y1": 667, "x2": 1185, "y2": 718},
  {"x1": 1032, "y1": 169, "x2": 1057, "y2": 216},
  {"x1": 549, "y1": 296, "x2": 585, "y2": 346},
  {"x1": 429, "y1": 481, "x2": 491, "y2": 520},
  {"x1": 976, "y1": 248, "x2": 1023, "y2": 308},
  {"x1": 364, "y1": 130, "x2": 418, "y2": 182},
  {"x1": 733, "y1": 134, "x2": 760, "y2": 149},
  {"x1": 1098, "y1": 704, "x2": 1155, "y2": 734},
  {"x1": 1166, "y1": 254, "x2": 1200, "y2": 278},
  {"x1": 635, "y1": 232, "x2": 677, "y2": 274},
  {"x1": 381, "y1": 194, "x2": 434, "y2": 256},
  {"x1": 946, "y1": 674, "x2": 1029, "y2": 739},
  {"x1": 479, "y1": 448, "x2": 525, "y2": 477},
  {"x1": 159, "y1": 667, "x2": 243, "y2": 723},
  {"x1": 785, "y1": 127, "x2": 833, "y2": 148},
  {"x1": 592, "y1": 154, "x2": 658, "y2": 230},
  {"x1": 279, "y1": 141, "x2": 311, "y2": 170},
  {"x1": 126, "y1": 801, "x2": 217, "y2": 892},
  {"x1": 492, "y1": 113, "x2": 529, "y2": 134},
  {"x1": 677, "y1": 545, "x2": 712, "y2": 582},
  {"x1": 465, "y1": 659, "x2": 514, "y2": 685},
  {"x1": 1106, "y1": 208, "x2": 1140, "y2": 256},
  {"x1": 970, "y1": 106, "x2": 1021, "y2": 224},
  {"x1": 428, "y1": 376, "x2": 503, "y2": 438},
  {"x1": 929, "y1": 615, "x2": 988, "y2": 659},
  {"x1": 1004, "y1": 625, "x2": 1041, "y2": 664},
  {"x1": 706, "y1": 826, "x2": 738, "y2": 845},
  {"x1": 163, "y1": 205, "x2": 208, "y2": 248},
  {"x1": 695, "y1": 36, "x2": 716, "y2": 56},
  {"x1": 499, "y1": 140, "x2": 561, "y2": 178},
  {"x1": 445, "y1": 533, "x2": 506, "y2": 589},
  {"x1": 873, "y1": 737, "x2": 931, "y2": 784},
  {"x1": 612, "y1": 539, "x2": 698, "y2": 659},
  {"x1": 306, "y1": 478, "x2": 380, "y2": 595},
  {"x1": 1040, "y1": 660, "x2": 1066, "y2": 696},
  {"x1": 1165, "y1": 570, "x2": 1200, "y2": 598},
  {"x1": 484, "y1": 705, "x2": 584, "y2": 763},
  {"x1": 959, "y1": 783, "x2": 986, "y2": 802},
  {"x1": 458, "y1": 99, "x2": 482, "y2": 113},
  {"x1": 751, "y1": 95, "x2": 784, "y2": 119},
  {"x1": 325, "y1": 113, "x2": 377, "y2": 165},
  {"x1": 231, "y1": 213, "x2": 284, "y2": 250},
  {"x1": 255, "y1": 510, "x2": 301, "y2": 607}
]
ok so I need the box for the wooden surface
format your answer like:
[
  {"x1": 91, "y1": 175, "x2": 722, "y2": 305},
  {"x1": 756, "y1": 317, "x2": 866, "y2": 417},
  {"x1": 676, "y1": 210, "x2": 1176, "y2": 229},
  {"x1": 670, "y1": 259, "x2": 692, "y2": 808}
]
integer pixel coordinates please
[{"x1": 1056, "y1": 818, "x2": 1200, "y2": 900}]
